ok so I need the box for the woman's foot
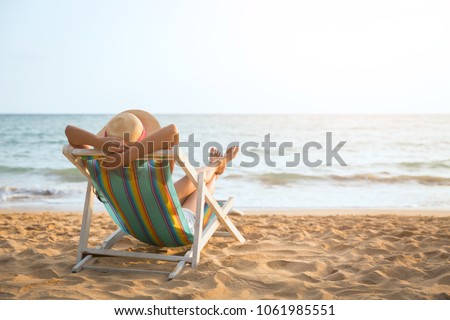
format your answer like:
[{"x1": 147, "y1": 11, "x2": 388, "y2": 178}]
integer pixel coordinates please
[{"x1": 209, "y1": 146, "x2": 239, "y2": 175}]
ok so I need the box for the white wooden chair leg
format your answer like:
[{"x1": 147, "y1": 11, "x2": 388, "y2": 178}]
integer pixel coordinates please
[
  {"x1": 72, "y1": 229, "x2": 126, "y2": 273},
  {"x1": 72, "y1": 254, "x2": 93, "y2": 272},
  {"x1": 205, "y1": 191, "x2": 245, "y2": 243},
  {"x1": 101, "y1": 229, "x2": 126, "y2": 249},
  {"x1": 76, "y1": 182, "x2": 94, "y2": 263},
  {"x1": 191, "y1": 171, "x2": 205, "y2": 268},
  {"x1": 169, "y1": 251, "x2": 192, "y2": 279}
]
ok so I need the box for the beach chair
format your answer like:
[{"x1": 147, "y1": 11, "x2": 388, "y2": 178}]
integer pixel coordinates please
[{"x1": 62, "y1": 145, "x2": 245, "y2": 279}]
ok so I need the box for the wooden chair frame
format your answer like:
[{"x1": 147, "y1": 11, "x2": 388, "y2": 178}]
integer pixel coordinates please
[{"x1": 62, "y1": 145, "x2": 245, "y2": 279}]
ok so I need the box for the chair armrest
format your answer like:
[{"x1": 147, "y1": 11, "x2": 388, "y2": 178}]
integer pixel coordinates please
[{"x1": 62, "y1": 144, "x2": 175, "y2": 160}]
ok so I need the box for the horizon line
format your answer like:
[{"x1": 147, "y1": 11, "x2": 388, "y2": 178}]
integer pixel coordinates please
[{"x1": 1, "y1": 112, "x2": 450, "y2": 116}]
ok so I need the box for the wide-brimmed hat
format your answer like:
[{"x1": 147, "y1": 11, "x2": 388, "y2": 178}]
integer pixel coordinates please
[{"x1": 99, "y1": 110, "x2": 161, "y2": 143}]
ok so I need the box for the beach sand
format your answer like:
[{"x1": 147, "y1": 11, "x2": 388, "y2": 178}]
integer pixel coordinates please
[{"x1": 0, "y1": 209, "x2": 449, "y2": 300}]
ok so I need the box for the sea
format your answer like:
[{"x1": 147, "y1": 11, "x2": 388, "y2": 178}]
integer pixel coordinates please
[{"x1": 1, "y1": 114, "x2": 450, "y2": 211}]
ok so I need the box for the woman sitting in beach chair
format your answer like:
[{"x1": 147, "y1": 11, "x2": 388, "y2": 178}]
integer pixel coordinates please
[{"x1": 65, "y1": 109, "x2": 239, "y2": 232}]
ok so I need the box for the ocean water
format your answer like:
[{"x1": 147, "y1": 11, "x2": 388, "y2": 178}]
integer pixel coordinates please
[{"x1": 1, "y1": 114, "x2": 450, "y2": 211}]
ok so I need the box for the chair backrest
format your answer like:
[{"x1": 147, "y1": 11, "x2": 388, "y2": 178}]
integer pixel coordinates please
[{"x1": 86, "y1": 159, "x2": 214, "y2": 247}]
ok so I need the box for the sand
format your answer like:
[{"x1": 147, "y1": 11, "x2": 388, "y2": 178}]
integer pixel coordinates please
[{"x1": 0, "y1": 209, "x2": 449, "y2": 300}]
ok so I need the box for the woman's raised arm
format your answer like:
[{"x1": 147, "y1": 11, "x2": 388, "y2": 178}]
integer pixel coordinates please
[{"x1": 65, "y1": 125, "x2": 103, "y2": 149}]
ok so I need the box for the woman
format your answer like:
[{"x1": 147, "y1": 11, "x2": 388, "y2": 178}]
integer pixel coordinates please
[{"x1": 65, "y1": 109, "x2": 238, "y2": 231}]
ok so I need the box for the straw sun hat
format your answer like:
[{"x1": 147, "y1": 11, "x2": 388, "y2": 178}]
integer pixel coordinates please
[{"x1": 100, "y1": 110, "x2": 161, "y2": 143}]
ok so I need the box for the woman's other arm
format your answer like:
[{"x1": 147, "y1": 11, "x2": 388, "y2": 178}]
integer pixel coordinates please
[
  {"x1": 65, "y1": 125, "x2": 103, "y2": 149},
  {"x1": 65, "y1": 125, "x2": 127, "y2": 153}
]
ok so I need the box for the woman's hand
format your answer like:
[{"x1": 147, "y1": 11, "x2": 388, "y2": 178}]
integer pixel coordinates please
[
  {"x1": 101, "y1": 145, "x2": 139, "y2": 170},
  {"x1": 98, "y1": 137, "x2": 130, "y2": 154}
]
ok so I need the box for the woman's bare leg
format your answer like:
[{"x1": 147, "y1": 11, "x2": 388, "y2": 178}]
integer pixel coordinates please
[
  {"x1": 181, "y1": 178, "x2": 216, "y2": 213},
  {"x1": 174, "y1": 146, "x2": 239, "y2": 203},
  {"x1": 174, "y1": 166, "x2": 218, "y2": 204}
]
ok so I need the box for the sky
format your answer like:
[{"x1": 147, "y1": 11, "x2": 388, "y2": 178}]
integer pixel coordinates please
[{"x1": 0, "y1": 0, "x2": 449, "y2": 114}]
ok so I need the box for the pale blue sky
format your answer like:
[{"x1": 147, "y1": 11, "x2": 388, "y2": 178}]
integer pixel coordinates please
[{"x1": 1, "y1": 0, "x2": 449, "y2": 114}]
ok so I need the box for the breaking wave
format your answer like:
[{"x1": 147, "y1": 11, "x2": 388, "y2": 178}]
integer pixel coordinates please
[{"x1": 227, "y1": 172, "x2": 450, "y2": 186}]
